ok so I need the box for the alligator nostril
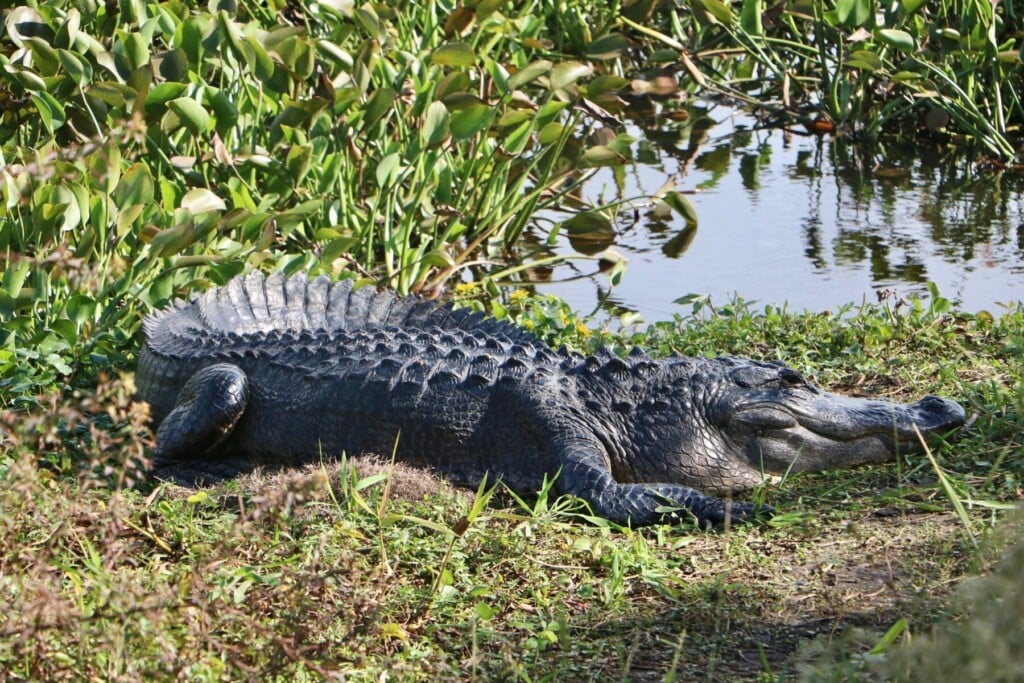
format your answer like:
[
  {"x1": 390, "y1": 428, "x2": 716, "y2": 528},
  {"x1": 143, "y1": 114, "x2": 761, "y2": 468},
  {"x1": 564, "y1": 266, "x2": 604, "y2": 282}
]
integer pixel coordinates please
[{"x1": 914, "y1": 395, "x2": 966, "y2": 427}]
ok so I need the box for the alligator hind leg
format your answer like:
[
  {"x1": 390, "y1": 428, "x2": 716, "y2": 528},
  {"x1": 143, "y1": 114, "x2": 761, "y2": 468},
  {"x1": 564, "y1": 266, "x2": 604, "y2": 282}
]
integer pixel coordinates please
[{"x1": 153, "y1": 363, "x2": 250, "y2": 468}]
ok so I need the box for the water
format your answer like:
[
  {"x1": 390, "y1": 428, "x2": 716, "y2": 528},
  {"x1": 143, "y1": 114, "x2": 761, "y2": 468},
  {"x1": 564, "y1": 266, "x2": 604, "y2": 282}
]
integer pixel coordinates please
[{"x1": 529, "y1": 104, "x2": 1024, "y2": 321}]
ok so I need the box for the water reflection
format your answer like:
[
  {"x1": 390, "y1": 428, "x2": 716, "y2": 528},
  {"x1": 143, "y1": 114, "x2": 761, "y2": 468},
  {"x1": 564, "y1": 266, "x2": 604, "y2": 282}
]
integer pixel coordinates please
[{"x1": 515, "y1": 103, "x2": 1024, "y2": 320}]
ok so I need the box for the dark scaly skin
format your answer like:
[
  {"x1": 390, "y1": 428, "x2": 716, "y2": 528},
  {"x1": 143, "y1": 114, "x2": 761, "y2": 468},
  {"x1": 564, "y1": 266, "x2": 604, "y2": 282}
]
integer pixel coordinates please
[{"x1": 135, "y1": 272, "x2": 967, "y2": 528}]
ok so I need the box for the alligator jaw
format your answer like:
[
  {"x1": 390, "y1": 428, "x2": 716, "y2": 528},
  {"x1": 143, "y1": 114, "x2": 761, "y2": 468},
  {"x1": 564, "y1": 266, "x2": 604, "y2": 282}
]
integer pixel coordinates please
[{"x1": 730, "y1": 393, "x2": 967, "y2": 475}]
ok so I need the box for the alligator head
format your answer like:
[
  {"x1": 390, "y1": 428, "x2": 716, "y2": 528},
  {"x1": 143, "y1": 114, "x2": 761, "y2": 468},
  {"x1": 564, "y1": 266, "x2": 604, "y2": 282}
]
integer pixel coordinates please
[{"x1": 620, "y1": 356, "x2": 967, "y2": 493}]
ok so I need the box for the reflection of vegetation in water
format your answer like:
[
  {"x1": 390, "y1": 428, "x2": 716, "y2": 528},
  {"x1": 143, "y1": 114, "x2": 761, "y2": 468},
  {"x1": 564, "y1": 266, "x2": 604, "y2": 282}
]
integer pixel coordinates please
[
  {"x1": 812, "y1": 139, "x2": 1024, "y2": 281},
  {"x1": 623, "y1": 106, "x2": 1024, "y2": 291}
]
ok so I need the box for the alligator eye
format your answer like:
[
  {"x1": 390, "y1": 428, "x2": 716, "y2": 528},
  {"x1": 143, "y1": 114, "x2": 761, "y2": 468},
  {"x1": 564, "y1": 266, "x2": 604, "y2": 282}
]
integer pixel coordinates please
[{"x1": 779, "y1": 368, "x2": 805, "y2": 386}]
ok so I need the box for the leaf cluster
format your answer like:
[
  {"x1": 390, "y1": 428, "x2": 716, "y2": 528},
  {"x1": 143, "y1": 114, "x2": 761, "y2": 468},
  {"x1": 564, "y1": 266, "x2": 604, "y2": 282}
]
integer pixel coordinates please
[{"x1": 674, "y1": 0, "x2": 1023, "y2": 157}]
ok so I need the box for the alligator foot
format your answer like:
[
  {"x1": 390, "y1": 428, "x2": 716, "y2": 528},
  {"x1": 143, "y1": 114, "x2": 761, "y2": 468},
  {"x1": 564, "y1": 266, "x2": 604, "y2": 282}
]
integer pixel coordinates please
[
  {"x1": 153, "y1": 363, "x2": 250, "y2": 466},
  {"x1": 561, "y1": 452, "x2": 772, "y2": 529},
  {"x1": 687, "y1": 498, "x2": 775, "y2": 530}
]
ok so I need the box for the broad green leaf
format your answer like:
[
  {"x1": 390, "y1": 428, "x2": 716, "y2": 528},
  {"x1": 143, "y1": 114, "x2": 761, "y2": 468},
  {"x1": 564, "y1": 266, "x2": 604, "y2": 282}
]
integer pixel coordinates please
[
  {"x1": 205, "y1": 87, "x2": 238, "y2": 133},
  {"x1": 5, "y1": 7, "x2": 52, "y2": 49},
  {"x1": 54, "y1": 9, "x2": 80, "y2": 50},
  {"x1": 23, "y1": 38, "x2": 59, "y2": 75},
  {"x1": 124, "y1": 31, "x2": 150, "y2": 70},
  {"x1": 846, "y1": 49, "x2": 882, "y2": 71},
  {"x1": 497, "y1": 110, "x2": 531, "y2": 128},
  {"x1": 650, "y1": 48, "x2": 682, "y2": 63},
  {"x1": 64, "y1": 294, "x2": 96, "y2": 327},
  {"x1": 586, "y1": 33, "x2": 629, "y2": 60},
  {"x1": 49, "y1": 186, "x2": 81, "y2": 232},
  {"x1": 2, "y1": 260, "x2": 31, "y2": 296},
  {"x1": 875, "y1": 29, "x2": 915, "y2": 52},
  {"x1": 89, "y1": 81, "x2": 136, "y2": 107},
  {"x1": 421, "y1": 249, "x2": 455, "y2": 267},
  {"x1": 507, "y1": 60, "x2": 551, "y2": 90},
  {"x1": 538, "y1": 122, "x2": 565, "y2": 146},
  {"x1": 535, "y1": 100, "x2": 569, "y2": 127},
  {"x1": 421, "y1": 101, "x2": 450, "y2": 149},
  {"x1": 562, "y1": 212, "x2": 614, "y2": 240},
  {"x1": 740, "y1": 0, "x2": 763, "y2": 36},
  {"x1": 376, "y1": 152, "x2": 402, "y2": 187},
  {"x1": 116, "y1": 203, "x2": 144, "y2": 236},
  {"x1": 501, "y1": 119, "x2": 533, "y2": 155},
  {"x1": 449, "y1": 103, "x2": 493, "y2": 140},
  {"x1": 57, "y1": 49, "x2": 92, "y2": 86},
  {"x1": 579, "y1": 145, "x2": 627, "y2": 168},
  {"x1": 363, "y1": 87, "x2": 397, "y2": 130},
  {"x1": 835, "y1": 0, "x2": 872, "y2": 27},
  {"x1": 263, "y1": 26, "x2": 307, "y2": 51},
  {"x1": 179, "y1": 16, "x2": 207, "y2": 66},
  {"x1": 216, "y1": 10, "x2": 250, "y2": 66},
  {"x1": 245, "y1": 35, "x2": 275, "y2": 80},
  {"x1": 50, "y1": 319, "x2": 78, "y2": 347},
  {"x1": 286, "y1": 145, "x2": 313, "y2": 184},
  {"x1": 180, "y1": 188, "x2": 226, "y2": 214},
  {"x1": 153, "y1": 48, "x2": 189, "y2": 81},
  {"x1": 891, "y1": 70, "x2": 923, "y2": 83},
  {"x1": 113, "y1": 163, "x2": 154, "y2": 207},
  {"x1": 149, "y1": 222, "x2": 201, "y2": 257},
  {"x1": 145, "y1": 82, "x2": 189, "y2": 112},
  {"x1": 549, "y1": 61, "x2": 592, "y2": 90},
  {"x1": 662, "y1": 191, "x2": 699, "y2": 228},
  {"x1": 699, "y1": 0, "x2": 734, "y2": 24},
  {"x1": 316, "y1": 39, "x2": 353, "y2": 67},
  {"x1": 588, "y1": 75, "x2": 630, "y2": 98},
  {"x1": 96, "y1": 142, "x2": 122, "y2": 195},
  {"x1": 900, "y1": 0, "x2": 927, "y2": 14},
  {"x1": 30, "y1": 92, "x2": 65, "y2": 135},
  {"x1": 440, "y1": 91, "x2": 482, "y2": 109},
  {"x1": 168, "y1": 97, "x2": 210, "y2": 135},
  {"x1": 6, "y1": 65, "x2": 46, "y2": 91},
  {"x1": 353, "y1": 6, "x2": 385, "y2": 41},
  {"x1": 431, "y1": 42, "x2": 476, "y2": 68},
  {"x1": 484, "y1": 56, "x2": 509, "y2": 92}
]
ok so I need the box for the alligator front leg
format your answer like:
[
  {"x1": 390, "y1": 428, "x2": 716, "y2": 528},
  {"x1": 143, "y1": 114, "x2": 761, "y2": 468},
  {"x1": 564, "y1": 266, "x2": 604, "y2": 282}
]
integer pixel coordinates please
[
  {"x1": 153, "y1": 363, "x2": 250, "y2": 467},
  {"x1": 559, "y1": 447, "x2": 771, "y2": 529}
]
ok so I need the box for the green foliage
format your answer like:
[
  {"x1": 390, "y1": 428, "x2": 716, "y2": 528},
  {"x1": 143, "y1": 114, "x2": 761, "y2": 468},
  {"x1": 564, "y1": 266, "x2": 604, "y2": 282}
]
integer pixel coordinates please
[
  {"x1": 661, "y1": 0, "x2": 1023, "y2": 157},
  {"x1": 0, "y1": 0, "x2": 700, "y2": 399}
]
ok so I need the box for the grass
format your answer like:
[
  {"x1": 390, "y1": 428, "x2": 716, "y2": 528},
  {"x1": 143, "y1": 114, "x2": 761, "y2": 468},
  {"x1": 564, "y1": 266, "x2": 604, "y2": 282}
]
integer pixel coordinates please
[{"x1": 2, "y1": 293, "x2": 1023, "y2": 680}]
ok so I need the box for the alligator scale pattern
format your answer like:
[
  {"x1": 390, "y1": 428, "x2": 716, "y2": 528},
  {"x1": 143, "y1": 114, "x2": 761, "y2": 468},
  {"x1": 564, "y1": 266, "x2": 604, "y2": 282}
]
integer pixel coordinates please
[{"x1": 136, "y1": 272, "x2": 967, "y2": 527}]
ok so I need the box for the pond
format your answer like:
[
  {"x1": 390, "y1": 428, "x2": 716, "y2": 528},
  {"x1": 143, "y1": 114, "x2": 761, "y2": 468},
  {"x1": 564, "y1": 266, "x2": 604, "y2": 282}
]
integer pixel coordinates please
[{"x1": 528, "y1": 102, "x2": 1024, "y2": 321}]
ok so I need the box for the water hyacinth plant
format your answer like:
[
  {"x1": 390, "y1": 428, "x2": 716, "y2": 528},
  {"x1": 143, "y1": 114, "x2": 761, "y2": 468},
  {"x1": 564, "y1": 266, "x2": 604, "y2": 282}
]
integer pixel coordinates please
[{"x1": 659, "y1": 0, "x2": 1023, "y2": 157}]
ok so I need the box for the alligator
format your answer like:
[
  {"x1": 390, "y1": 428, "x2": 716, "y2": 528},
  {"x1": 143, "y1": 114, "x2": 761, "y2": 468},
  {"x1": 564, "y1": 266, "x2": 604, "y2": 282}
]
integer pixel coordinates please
[{"x1": 136, "y1": 271, "x2": 966, "y2": 528}]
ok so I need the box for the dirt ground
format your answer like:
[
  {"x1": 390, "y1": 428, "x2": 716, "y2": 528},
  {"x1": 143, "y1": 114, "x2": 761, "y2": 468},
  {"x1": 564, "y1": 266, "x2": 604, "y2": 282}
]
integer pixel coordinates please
[{"x1": 222, "y1": 458, "x2": 981, "y2": 681}]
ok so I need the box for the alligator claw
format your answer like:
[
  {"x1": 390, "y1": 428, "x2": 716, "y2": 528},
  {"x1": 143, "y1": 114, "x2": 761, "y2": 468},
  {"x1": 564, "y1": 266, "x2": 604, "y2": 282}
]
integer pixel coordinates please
[{"x1": 697, "y1": 500, "x2": 775, "y2": 529}]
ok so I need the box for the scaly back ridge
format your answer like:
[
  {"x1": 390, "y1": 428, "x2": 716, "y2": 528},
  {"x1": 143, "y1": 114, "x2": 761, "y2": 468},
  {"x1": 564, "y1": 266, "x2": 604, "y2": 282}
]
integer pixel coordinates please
[{"x1": 146, "y1": 271, "x2": 547, "y2": 346}]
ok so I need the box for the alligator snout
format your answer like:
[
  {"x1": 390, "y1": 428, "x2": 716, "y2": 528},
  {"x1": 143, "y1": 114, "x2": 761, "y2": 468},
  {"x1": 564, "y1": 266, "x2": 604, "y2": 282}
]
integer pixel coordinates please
[{"x1": 907, "y1": 395, "x2": 967, "y2": 434}]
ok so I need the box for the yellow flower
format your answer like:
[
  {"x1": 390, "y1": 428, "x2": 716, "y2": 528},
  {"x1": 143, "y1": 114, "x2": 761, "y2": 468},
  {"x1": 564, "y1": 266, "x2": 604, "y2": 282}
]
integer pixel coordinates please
[
  {"x1": 509, "y1": 289, "x2": 529, "y2": 303},
  {"x1": 574, "y1": 320, "x2": 592, "y2": 337}
]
